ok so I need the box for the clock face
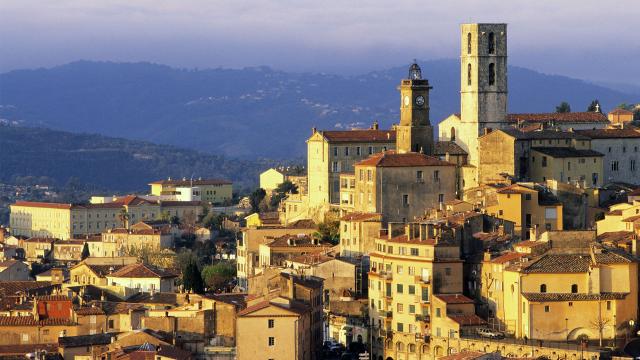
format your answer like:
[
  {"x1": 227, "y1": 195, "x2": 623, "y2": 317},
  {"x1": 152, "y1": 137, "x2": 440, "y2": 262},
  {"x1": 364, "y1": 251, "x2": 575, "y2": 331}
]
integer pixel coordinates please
[
  {"x1": 415, "y1": 95, "x2": 425, "y2": 106},
  {"x1": 403, "y1": 95, "x2": 410, "y2": 106}
]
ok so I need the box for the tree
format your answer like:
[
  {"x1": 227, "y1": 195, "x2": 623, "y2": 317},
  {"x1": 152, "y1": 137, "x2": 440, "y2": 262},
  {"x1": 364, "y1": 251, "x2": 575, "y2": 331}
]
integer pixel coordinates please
[
  {"x1": 269, "y1": 181, "x2": 298, "y2": 208},
  {"x1": 314, "y1": 220, "x2": 340, "y2": 245},
  {"x1": 201, "y1": 262, "x2": 237, "y2": 291},
  {"x1": 118, "y1": 209, "x2": 130, "y2": 228},
  {"x1": 555, "y1": 101, "x2": 571, "y2": 113},
  {"x1": 587, "y1": 99, "x2": 601, "y2": 112},
  {"x1": 182, "y1": 261, "x2": 204, "y2": 294},
  {"x1": 249, "y1": 188, "x2": 267, "y2": 213},
  {"x1": 590, "y1": 312, "x2": 611, "y2": 347},
  {"x1": 81, "y1": 242, "x2": 90, "y2": 260}
]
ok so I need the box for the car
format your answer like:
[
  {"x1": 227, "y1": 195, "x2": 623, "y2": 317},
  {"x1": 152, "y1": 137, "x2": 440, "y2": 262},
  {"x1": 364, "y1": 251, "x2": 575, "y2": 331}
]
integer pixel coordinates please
[{"x1": 476, "y1": 327, "x2": 505, "y2": 339}]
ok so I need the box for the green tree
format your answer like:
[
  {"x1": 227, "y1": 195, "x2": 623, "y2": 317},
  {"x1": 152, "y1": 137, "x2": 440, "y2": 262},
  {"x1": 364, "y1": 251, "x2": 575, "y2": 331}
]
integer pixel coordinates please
[
  {"x1": 269, "y1": 181, "x2": 298, "y2": 208},
  {"x1": 249, "y1": 188, "x2": 267, "y2": 213},
  {"x1": 182, "y1": 261, "x2": 204, "y2": 294},
  {"x1": 314, "y1": 220, "x2": 340, "y2": 245},
  {"x1": 201, "y1": 262, "x2": 237, "y2": 290},
  {"x1": 587, "y1": 99, "x2": 601, "y2": 112},
  {"x1": 555, "y1": 101, "x2": 571, "y2": 113},
  {"x1": 81, "y1": 242, "x2": 90, "y2": 260}
]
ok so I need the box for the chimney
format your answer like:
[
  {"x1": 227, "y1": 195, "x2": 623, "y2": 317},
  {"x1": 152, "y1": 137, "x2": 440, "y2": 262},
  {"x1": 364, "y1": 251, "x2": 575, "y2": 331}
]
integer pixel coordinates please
[
  {"x1": 483, "y1": 252, "x2": 492, "y2": 262},
  {"x1": 483, "y1": 128, "x2": 492, "y2": 135},
  {"x1": 372, "y1": 121, "x2": 379, "y2": 130},
  {"x1": 288, "y1": 275, "x2": 295, "y2": 300},
  {"x1": 312, "y1": 127, "x2": 317, "y2": 134},
  {"x1": 632, "y1": 236, "x2": 638, "y2": 256}
]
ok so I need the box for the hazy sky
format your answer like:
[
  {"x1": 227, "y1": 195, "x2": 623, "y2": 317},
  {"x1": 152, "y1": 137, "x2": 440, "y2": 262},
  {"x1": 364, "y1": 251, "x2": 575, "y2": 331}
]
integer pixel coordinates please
[{"x1": 1, "y1": 0, "x2": 639, "y2": 84}]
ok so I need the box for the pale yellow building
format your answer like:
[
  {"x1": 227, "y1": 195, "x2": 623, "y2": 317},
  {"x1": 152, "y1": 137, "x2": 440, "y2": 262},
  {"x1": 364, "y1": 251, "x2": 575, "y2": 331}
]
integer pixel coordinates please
[
  {"x1": 339, "y1": 212, "x2": 383, "y2": 257},
  {"x1": 149, "y1": 178, "x2": 232, "y2": 204},
  {"x1": 596, "y1": 200, "x2": 640, "y2": 235},
  {"x1": 368, "y1": 223, "x2": 478, "y2": 360},
  {"x1": 260, "y1": 167, "x2": 307, "y2": 194},
  {"x1": 9, "y1": 197, "x2": 202, "y2": 240},
  {"x1": 486, "y1": 184, "x2": 563, "y2": 240},
  {"x1": 497, "y1": 242, "x2": 638, "y2": 342}
]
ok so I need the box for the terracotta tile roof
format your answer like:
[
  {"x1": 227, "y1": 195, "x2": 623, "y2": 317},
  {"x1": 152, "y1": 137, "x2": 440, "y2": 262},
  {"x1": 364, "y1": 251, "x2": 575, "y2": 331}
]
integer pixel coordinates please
[
  {"x1": 356, "y1": 151, "x2": 455, "y2": 167},
  {"x1": 623, "y1": 215, "x2": 640, "y2": 222},
  {"x1": 238, "y1": 299, "x2": 310, "y2": 316},
  {"x1": 0, "y1": 260, "x2": 21, "y2": 269},
  {"x1": 149, "y1": 178, "x2": 232, "y2": 186},
  {"x1": 435, "y1": 294, "x2": 474, "y2": 304},
  {"x1": 206, "y1": 293, "x2": 247, "y2": 308},
  {"x1": 289, "y1": 253, "x2": 335, "y2": 265},
  {"x1": 434, "y1": 141, "x2": 468, "y2": 156},
  {"x1": 496, "y1": 184, "x2": 537, "y2": 195},
  {"x1": 126, "y1": 292, "x2": 178, "y2": 305},
  {"x1": 0, "y1": 316, "x2": 74, "y2": 326},
  {"x1": 447, "y1": 314, "x2": 487, "y2": 326},
  {"x1": 496, "y1": 128, "x2": 591, "y2": 140},
  {"x1": 531, "y1": 147, "x2": 603, "y2": 158},
  {"x1": 75, "y1": 306, "x2": 105, "y2": 315},
  {"x1": 576, "y1": 128, "x2": 640, "y2": 139},
  {"x1": 319, "y1": 130, "x2": 395, "y2": 143},
  {"x1": 0, "y1": 281, "x2": 53, "y2": 296},
  {"x1": 609, "y1": 108, "x2": 634, "y2": 115},
  {"x1": 522, "y1": 292, "x2": 628, "y2": 302},
  {"x1": 340, "y1": 212, "x2": 381, "y2": 222},
  {"x1": 507, "y1": 112, "x2": 609, "y2": 123},
  {"x1": 515, "y1": 251, "x2": 634, "y2": 274},
  {"x1": 384, "y1": 234, "x2": 435, "y2": 245},
  {"x1": 24, "y1": 237, "x2": 56, "y2": 243},
  {"x1": 108, "y1": 263, "x2": 178, "y2": 279},
  {"x1": 98, "y1": 301, "x2": 146, "y2": 315},
  {"x1": 597, "y1": 231, "x2": 635, "y2": 244},
  {"x1": 490, "y1": 252, "x2": 525, "y2": 264},
  {"x1": 287, "y1": 219, "x2": 317, "y2": 229},
  {"x1": 12, "y1": 201, "x2": 72, "y2": 209},
  {"x1": 36, "y1": 295, "x2": 70, "y2": 301},
  {"x1": 514, "y1": 241, "x2": 547, "y2": 248}
]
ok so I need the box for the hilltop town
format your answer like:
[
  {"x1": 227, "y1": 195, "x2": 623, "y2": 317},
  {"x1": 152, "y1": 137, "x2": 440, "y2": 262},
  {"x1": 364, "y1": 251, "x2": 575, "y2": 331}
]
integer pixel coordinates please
[{"x1": 1, "y1": 23, "x2": 640, "y2": 360}]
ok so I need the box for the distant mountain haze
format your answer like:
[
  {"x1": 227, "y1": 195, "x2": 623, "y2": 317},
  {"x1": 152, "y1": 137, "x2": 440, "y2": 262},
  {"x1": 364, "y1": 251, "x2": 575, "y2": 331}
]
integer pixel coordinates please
[{"x1": 0, "y1": 60, "x2": 637, "y2": 159}]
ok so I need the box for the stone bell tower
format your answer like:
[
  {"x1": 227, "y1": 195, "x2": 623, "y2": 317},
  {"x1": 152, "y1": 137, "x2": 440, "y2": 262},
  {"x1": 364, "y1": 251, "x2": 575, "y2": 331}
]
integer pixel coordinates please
[
  {"x1": 458, "y1": 23, "x2": 508, "y2": 166},
  {"x1": 396, "y1": 61, "x2": 434, "y2": 155}
]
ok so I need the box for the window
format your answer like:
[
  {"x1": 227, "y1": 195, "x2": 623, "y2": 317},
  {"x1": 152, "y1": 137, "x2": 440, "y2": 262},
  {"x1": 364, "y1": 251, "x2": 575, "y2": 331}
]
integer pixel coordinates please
[
  {"x1": 397, "y1": 265, "x2": 403, "y2": 273},
  {"x1": 611, "y1": 161, "x2": 619, "y2": 171},
  {"x1": 368, "y1": 146, "x2": 373, "y2": 155},
  {"x1": 417, "y1": 170, "x2": 424, "y2": 181},
  {"x1": 397, "y1": 284, "x2": 403, "y2": 294},
  {"x1": 435, "y1": 308, "x2": 441, "y2": 317},
  {"x1": 544, "y1": 305, "x2": 550, "y2": 313},
  {"x1": 438, "y1": 194, "x2": 444, "y2": 203},
  {"x1": 467, "y1": 63, "x2": 472, "y2": 86},
  {"x1": 631, "y1": 159, "x2": 636, "y2": 172},
  {"x1": 333, "y1": 147, "x2": 338, "y2": 156},
  {"x1": 488, "y1": 32, "x2": 495, "y2": 54},
  {"x1": 569, "y1": 302, "x2": 573, "y2": 307},
  {"x1": 402, "y1": 194, "x2": 409, "y2": 207},
  {"x1": 332, "y1": 162, "x2": 339, "y2": 172},
  {"x1": 367, "y1": 170, "x2": 372, "y2": 181},
  {"x1": 433, "y1": 170, "x2": 440, "y2": 181},
  {"x1": 542, "y1": 156, "x2": 547, "y2": 167},
  {"x1": 108, "y1": 319, "x2": 114, "y2": 328},
  {"x1": 540, "y1": 284, "x2": 547, "y2": 293},
  {"x1": 344, "y1": 147, "x2": 350, "y2": 156},
  {"x1": 356, "y1": 146, "x2": 361, "y2": 156},
  {"x1": 268, "y1": 337, "x2": 275, "y2": 346},
  {"x1": 525, "y1": 194, "x2": 532, "y2": 200},
  {"x1": 268, "y1": 319, "x2": 274, "y2": 328},
  {"x1": 467, "y1": 32, "x2": 472, "y2": 54},
  {"x1": 488, "y1": 63, "x2": 495, "y2": 86},
  {"x1": 410, "y1": 248, "x2": 419, "y2": 256},
  {"x1": 499, "y1": 210, "x2": 503, "y2": 216},
  {"x1": 397, "y1": 323, "x2": 404, "y2": 332},
  {"x1": 397, "y1": 303, "x2": 403, "y2": 312},
  {"x1": 571, "y1": 284, "x2": 578, "y2": 293},
  {"x1": 445, "y1": 267, "x2": 451, "y2": 276},
  {"x1": 568, "y1": 162, "x2": 571, "y2": 171},
  {"x1": 607, "y1": 301, "x2": 611, "y2": 310},
  {"x1": 421, "y1": 287, "x2": 429, "y2": 302},
  {"x1": 409, "y1": 305, "x2": 416, "y2": 314}
]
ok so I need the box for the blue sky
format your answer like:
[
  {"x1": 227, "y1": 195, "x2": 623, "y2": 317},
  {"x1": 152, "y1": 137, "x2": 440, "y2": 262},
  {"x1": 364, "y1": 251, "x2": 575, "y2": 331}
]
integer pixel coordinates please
[{"x1": 1, "y1": 0, "x2": 638, "y2": 84}]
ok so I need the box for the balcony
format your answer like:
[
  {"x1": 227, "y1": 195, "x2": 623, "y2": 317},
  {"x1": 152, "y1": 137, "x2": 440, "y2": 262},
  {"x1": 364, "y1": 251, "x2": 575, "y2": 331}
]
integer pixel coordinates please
[
  {"x1": 415, "y1": 275, "x2": 430, "y2": 284},
  {"x1": 415, "y1": 334, "x2": 430, "y2": 343},
  {"x1": 378, "y1": 310, "x2": 392, "y2": 318},
  {"x1": 415, "y1": 314, "x2": 430, "y2": 322},
  {"x1": 380, "y1": 271, "x2": 393, "y2": 281}
]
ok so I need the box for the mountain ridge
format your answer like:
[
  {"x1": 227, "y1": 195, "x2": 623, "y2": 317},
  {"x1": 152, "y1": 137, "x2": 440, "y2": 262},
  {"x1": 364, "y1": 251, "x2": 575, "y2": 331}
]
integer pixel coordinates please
[{"x1": 0, "y1": 59, "x2": 637, "y2": 159}]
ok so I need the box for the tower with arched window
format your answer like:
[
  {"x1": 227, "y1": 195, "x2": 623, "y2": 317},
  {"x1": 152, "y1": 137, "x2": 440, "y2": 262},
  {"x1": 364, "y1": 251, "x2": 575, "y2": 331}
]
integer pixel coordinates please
[
  {"x1": 396, "y1": 61, "x2": 434, "y2": 155},
  {"x1": 457, "y1": 23, "x2": 508, "y2": 167}
]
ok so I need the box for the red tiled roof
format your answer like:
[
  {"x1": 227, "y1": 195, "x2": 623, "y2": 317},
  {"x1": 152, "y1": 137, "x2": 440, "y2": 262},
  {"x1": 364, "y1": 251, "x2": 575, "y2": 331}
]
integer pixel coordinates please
[
  {"x1": 496, "y1": 184, "x2": 537, "y2": 195},
  {"x1": 0, "y1": 316, "x2": 74, "y2": 326},
  {"x1": 12, "y1": 201, "x2": 72, "y2": 209},
  {"x1": 609, "y1": 108, "x2": 634, "y2": 115},
  {"x1": 149, "y1": 178, "x2": 232, "y2": 186},
  {"x1": 36, "y1": 295, "x2": 70, "y2": 301},
  {"x1": 75, "y1": 306, "x2": 105, "y2": 315},
  {"x1": 340, "y1": 212, "x2": 381, "y2": 222},
  {"x1": 320, "y1": 130, "x2": 396, "y2": 143},
  {"x1": 238, "y1": 300, "x2": 309, "y2": 316},
  {"x1": 490, "y1": 252, "x2": 525, "y2": 264},
  {"x1": 507, "y1": 112, "x2": 609, "y2": 123},
  {"x1": 356, "y1": 151, "x2": 454, "y2": 167},
  {"x1": 435, "y1": 294, "x2": 474, "y2": 304},
  {"x1": 385, "y1": 234, "x2": 435, "y2": 245},
  {"x1": 576, "y1": 129, "x2": 640, "y2": 139},
  {"x1": 0, "y1": 344, "x2": 58, "y2": 355},
  {"x1": 108, "y1": 263, "x2": 178, "y2": 279},
  {"x1": 623, "y1": 215, "x2": 640, "y2": 222},
  {"x1": 448, "y1": 314, "x2": 487, "y2": 326},
  {"x1": 514, "y1": 241, "x2": 547, "y2": 248}
]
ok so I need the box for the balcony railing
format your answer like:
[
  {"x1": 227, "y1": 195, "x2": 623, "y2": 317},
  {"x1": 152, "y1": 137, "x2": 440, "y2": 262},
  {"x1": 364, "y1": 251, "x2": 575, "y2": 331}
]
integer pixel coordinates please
[
  {"x1": 380, "y1": 271, "x2": 393, "y2": 281},
  {"x1": 378, "y1": 310, "x2": 392, "y2": 318},
  {"x1": 415, "y1": 275, "x2": 430, "y2": 284},
  {"x1": 415, "y1": 314, "x2": 430, "y2": 322}
]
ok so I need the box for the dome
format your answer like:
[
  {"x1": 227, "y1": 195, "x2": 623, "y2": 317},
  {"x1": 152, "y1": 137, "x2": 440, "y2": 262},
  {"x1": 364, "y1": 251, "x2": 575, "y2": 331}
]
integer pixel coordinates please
[{"x1": 408, "y1": 61, "x2": 422, "y2": 80}]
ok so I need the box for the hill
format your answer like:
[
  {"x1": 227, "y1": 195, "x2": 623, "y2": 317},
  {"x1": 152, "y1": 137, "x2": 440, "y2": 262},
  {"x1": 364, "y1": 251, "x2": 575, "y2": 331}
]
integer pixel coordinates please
[
  {"x1": 0, "y1": 124, "x2": 271, "y2": 192},
  {"x1": 0, "y1": 60, "x2": 637, "y2": 158}
]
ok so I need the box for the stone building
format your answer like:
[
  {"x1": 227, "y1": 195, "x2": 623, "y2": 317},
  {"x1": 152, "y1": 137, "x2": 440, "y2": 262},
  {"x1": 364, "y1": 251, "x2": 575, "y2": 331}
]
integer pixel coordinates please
[{"x1": 576, "y1": 128, "x2": 640, "y2": 185}]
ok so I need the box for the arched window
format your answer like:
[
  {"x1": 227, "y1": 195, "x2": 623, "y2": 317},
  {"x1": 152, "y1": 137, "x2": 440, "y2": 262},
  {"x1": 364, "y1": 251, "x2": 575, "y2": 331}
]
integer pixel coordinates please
[
  {"x1": 488, "y1": 32, "x2": 495, "y2": 54},
  {"x1": 489, "y1": 63, "x2": 496, "y2": 86},
  {"x1": 540, "y1": 284, "x2": 547, "y2": 293},
  {"x1": 467, "y1": 63, "x2": 472, "y2": 86},
  {"x1": 408, "y1": 344, "x2": 416, "y2": 352},
  {"x1": 467, "y1": 32, "x2": 472, "y2": 54},
  {"x1": 396, "y1": 342, "x2": 405, "y2": 351},
  {"x1": 450, "y1": 127, "x2": 456, "y2": 141},
  {"x1": 571, "y1": 284, "x2": 578, "y2": 293}
]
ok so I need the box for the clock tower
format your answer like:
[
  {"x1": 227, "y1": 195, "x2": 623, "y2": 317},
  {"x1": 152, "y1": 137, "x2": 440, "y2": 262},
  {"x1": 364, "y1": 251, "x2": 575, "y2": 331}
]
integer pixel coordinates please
[{"x1": 396, "y1": 61, "x2": 434, "y2": 154}]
